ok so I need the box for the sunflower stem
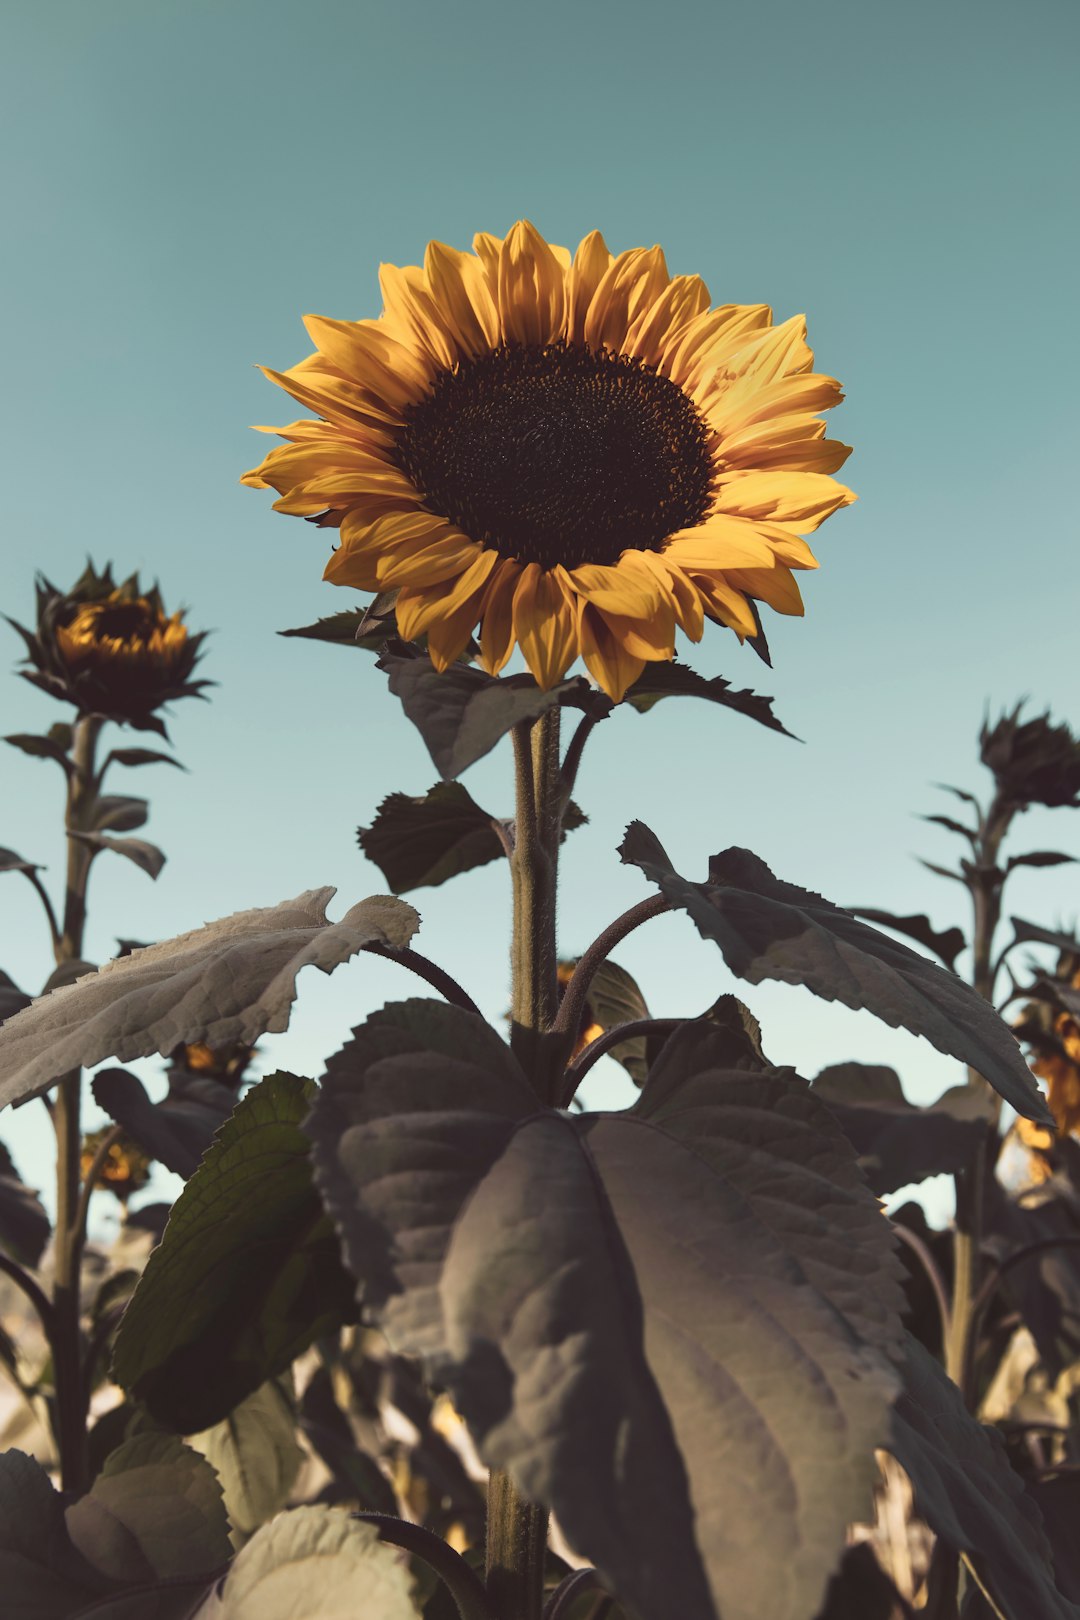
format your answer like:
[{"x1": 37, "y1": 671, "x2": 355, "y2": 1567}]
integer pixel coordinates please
[
  {"x1": 51, "y1": 711, "x2": 103, "y2": 1494},
  {"x1": 486, "y1": 711, "x2": 562, "y2": 1620}
]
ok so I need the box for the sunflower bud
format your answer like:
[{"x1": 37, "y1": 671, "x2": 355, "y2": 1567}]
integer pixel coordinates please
[
  {"x1": 7, "y1": 562, "x2": 209, "y2": 734},
  {"x1": 980, "y1": 705, "x2": 1080, "y2": 810}
]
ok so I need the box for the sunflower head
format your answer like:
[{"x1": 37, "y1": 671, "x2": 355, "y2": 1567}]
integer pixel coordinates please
[
  {"x1": 170, "y1": 1038, "x2": 256, "y2": 1090},
  {"x1": 81, "y1": 1129, "x2": 153, "y2": 1201},
  {"x1": 245, "y1": 222, "x2": 854, "y2": 699},
  {"x1": 980, "y1": 705, "x2": 1080, "y2": 810},
  {"x1": 8, "y1": 562, "x2": 210, "y2": 733}
]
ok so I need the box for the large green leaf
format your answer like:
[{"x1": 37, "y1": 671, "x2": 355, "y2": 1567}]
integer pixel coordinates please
[
  {"x1": 192, "y1": 1506, "x2": 420, "y2": 1619},
  {"x1": 623, "y1": 660, "x2": 795, "y2": 739},
  {"x1": 0, "y1": 1449, "x2": 109, "y2": 1618},
  {"x1": 112, "y1": 1074, "x2": 358, "y2": 1432},
  {"x1": 92, "y1": 1068, "x2": 235, "y2": 1180},
  {"x1": 619, "y1": 823, "x2": 1052, "y2": 1123},
  {"x1": 65, "y1": 1434, "x2": 232, "y2": 1585},
  {"x1": 889, "y1": 1337, "x2": 1077, "y2": 1620},
  {"x1": 850, "y1": 908, "x2": 966, "y2": 972},
  {"x1": 189, "y1": 1380, "x2": 304, "y2": 1539},
  {"x1": 0, "y1": 890, "x2": 419, "y2": 1108},
  {"x1": 378, "y1": 640, "x2": 607, "y2": 778},
  {"x1": 358, "y1": 783, "x2": 504, "y2": 893},
  {"x1": 811, "y1": 1063, "x2": 993, "y2": 1195},
  {"x1": 0, "y1": 1139, "x2": 50, "y2": 1265},
  {"x1": 307, "y1": 1000, "x2": 904, "y2": 1620}
]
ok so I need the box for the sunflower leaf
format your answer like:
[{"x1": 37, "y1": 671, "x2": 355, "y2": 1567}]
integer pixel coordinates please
[
  {"x1": 811, "y1": 1063, "x2": 993, "y2": 1195},
  {"x1": 1006, "y1": 852, "x2": 1077, "y2": 874},
  {"x1": 377, "y1": 640, "x2": 608, "y2": 778},
  {"x1": 279, "y1": 608, "x2": 392, "y2": 654},
  {"x1": 92, "y1": 796, "x2": 149, "y2": 834},
  {"x1": 307, "y1": 999, "x2": 903, "y2": 1620},
  {"x1": 1010, "y1": 919, "x2": 1080, "y2": 956},
  {"x1": 67, "y1": 831, "x2": 165, "y2": 879},
  {"x1": 91, "y1": 1068, "x2": 236, "y2": 1180},
  {"x1": 102, "y1": 748, "x2": 185, "y2": 772},
  {"x1": 64, "y1": 1434, "x2": 232, "y2": 1586},
  {"x1": 0, "y1": 889, "x2": 419, "y2": 1108},
  {"x1": 3, "y1": 732, "x2": 75, "y2": 776},
  {"x1": 0, "y1": 847, "x2": 41, "y2": 876},
  {"x1": 619, "y1": 822, "x2": 1052, "y2": 1123},
  {"x1": 358, "y1": 783, "x2": 504, "y2": 893},
  {"x1": 191, "y1": 1505, "x2": 419, "y2": 1620},
  {"x1": 111, "y1": 1073, "x2": 359, "y2": 1433},
  {"x1": 0, "y1": 1140, "x2": 51, "y2": 1266},
  {"x1": 622, "y1": 660, "x2": 796, "y2": 739},
  {"x1": 0, "y1": 1450, "x2": 113, "y2": 1618},
  {"x1": 189, "y1": 1379, "x2": 305, "y2": 1539},
  {"x1": 850, "y1": 908, "x2": 967, "y2": 971},
  {"x1": 577, "y1": 959, "x2": 652, "y2": 1084},
  {"x1": 889, "y1": 1336, "x2": 1076, "y2": 1620}
]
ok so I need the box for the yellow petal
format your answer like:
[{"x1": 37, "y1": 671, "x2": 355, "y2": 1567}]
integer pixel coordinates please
[
  {"x1": 424, "y1": 240, "x2": 501, "y2": 355},
  {"x1": 659, "y1": 304, "x2": 772, "y2": 388},
  {"x1": 375, "y1": 536, "x2": 484, "y2": 587},
  {"x1": 477, "y1": 560, "x2": 522, "y2": 675},
  {"x1": 663, "y1": 517, "x2": 779, "y2": 571},
  {"x1": 565, "y1": 561, "x2": 663, "y2": 618},
  {"x1": 395, "y1": 549, "x2": 497, "y2": 643},
  {"x1": 725, "y1": 565, "x2": 805, "y2": 616},
  {"x1": 634, "y1": 552, "x2": 705, "y2": 640},
  {"x1": 712, "y1": 470, "x2": 856, "y2": 532},
  {"x1": 624, "y1": 276, "x2": 711, "y2": 366},
  {"x1": 512, "y1": 565, "x2": 578, "y2": 689},
  {"x1": 339, "y1": 506, "x2": 448, "y2": 554},
  {"x1": 597, "y1": 600, "x2": 676, "y2": 661},
  {"x1": 302, "y1": 316, "x2": 431, "y2": 410},
  {"x1": 497, "y1": 221, "x2": 568, "y2": 347},
  {"x1": 584, "y1": 246, "x2": 669, "y2": 353},
  {"x1": 378, "y1": 262, "x2": 458, "y2": 370},
  {"x1": 687, "y1": 575, "x2": 758, "y2": 638},
  {"x1": 576, "y1": 603, "x2": 646, "y2": 702},
  {"x1": 564, "y1": 230, "x2": 612, "y2": 344},
  {"x1": 259, "y1": 364, "x2": 396, "y2": 433}
]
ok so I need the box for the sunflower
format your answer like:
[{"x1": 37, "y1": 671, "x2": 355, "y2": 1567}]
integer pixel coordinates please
[
  {"x1": 244, "y1": 223, "x2": 854, "y2": 700},
  {"x1": 8, "y1": 563, "x2": 209, "y2": 732}
]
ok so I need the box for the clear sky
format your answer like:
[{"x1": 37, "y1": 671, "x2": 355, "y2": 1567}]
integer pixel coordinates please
[{"x1": 2, "y1": 0, "x2": 1079, "y2": 1224}]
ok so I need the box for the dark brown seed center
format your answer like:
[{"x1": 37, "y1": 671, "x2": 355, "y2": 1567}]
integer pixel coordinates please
[{"x1": 394, "y1": 341, "x2": 714, "y2": 570}]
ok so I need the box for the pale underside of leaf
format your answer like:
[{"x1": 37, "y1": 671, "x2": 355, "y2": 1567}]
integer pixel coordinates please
[{"x1": 0, "y1": 888, "x2": 419, "y2": 1108}]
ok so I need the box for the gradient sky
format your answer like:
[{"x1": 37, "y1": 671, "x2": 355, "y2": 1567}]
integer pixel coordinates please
[{"x1": 2, "y1": 0, "x2": 1078, "y2": 1228}]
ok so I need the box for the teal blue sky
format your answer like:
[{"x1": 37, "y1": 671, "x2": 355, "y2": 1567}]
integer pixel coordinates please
[{"x1": 2, "y1": 0, "x2": 1079, "y2": 1223}]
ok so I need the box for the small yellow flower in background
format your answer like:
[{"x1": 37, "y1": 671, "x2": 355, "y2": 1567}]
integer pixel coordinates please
[
  {"x1": 80, "y1": 1129, "x2": 152, "y2": 1201},
  {"x1": 8, "y1": 562, "x2": 209, "y2": 733},
  {"x1": 245, "y1": 222, "x2": 854, "y2": 699},
  {"x1": 173, "y1": 1039, "x2": 256, "y2": 1088}
]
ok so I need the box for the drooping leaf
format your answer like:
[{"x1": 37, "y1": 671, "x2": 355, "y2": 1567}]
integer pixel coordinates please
[
  {"x1": 888, "y1": 1336, "x2": 1076, "y2": 1620},
  {"x1": 0, "y1": 971, "x2": 32, "y2": 1027},
  {"x1": 619, "y1": 823, "x2": 1052, "y2": 1123},
  {"x1": 1006, "y1": 852, "x2": 1077, "y2": 874},
  {"x1": 191, "y1": 1505, "x2": 420, "y2": 1620},
  {"x1": 0, "y1": 1448, "x2": 110, "y2": 1618},
  {"x1": 378, "y1": 640, "x2": 607, "y2": 778},
  {"x1": 1010, "y1": 919, "x2": 1080, "y2": 956},
  {"x1": 851, "y1": 908, "x2": 967, "y2": 971},
  {"x1": 984, "y1": 1181, "x2": 1080, "y2": 1378},
  {"x1": 0, "y1": 889, "x2": 419, "y2": 1108},
  {"x1": 3, "y1": 732, "x2": 74, "y2": 775},
  {"x1": 811, "y1": 1064, "x2": 993, "y2": 1195},
  {"x1": 0, "y1": 1141, "x2": 50, "y2": 1266},
  {"x1": 91, "y1": 1068, "x2": 236, "y2": 1180},
  {"x1": 622, "y1": 660, "x2": 796, "y2": 739},
  {"x1": 920, "y1": 813, "x2": 978, "y2": 843},
  {"x1": 358, "y1": 784, "x2": 504, "y2": 894},
  {"x1": 279, "y1": 605, "x2": 394, "y2": 653},
  {"x1": 92, "y1": 797, "x2": 150, "y2": 834},
  {"x1": 67, "y1": 831, "x2": 165, "y2": 880},
  {"x1": 65, "y1": 1434, "x2": 232, "y2": 1585},
  {"x1": 307, "y1": 1000, "x2": 904, "y2": 1620},
  {"x1": 102, "y1": 748, "x2": 184, "y2": 772},
  {"x1": 112, "y1": 1074, "x2": 359, "y2": 1433},
  {"x1": 189, "y1": 1380, "x2": 304, "y2": 1539},
  {"x1": 0, "y1": 847, "x2": 41, "y2": 876},
  {"x1": 578, "y1": 958, "x2": 652, "y2": 1084}
]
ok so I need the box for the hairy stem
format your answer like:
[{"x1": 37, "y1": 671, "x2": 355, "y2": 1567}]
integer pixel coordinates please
[
  {"x1": 486, "y1": 711, "x2": 562, "y2": 1620},
  {"x1": 552, "y1": 896, "x2": 670, "y2": 1053},
  {"x1": 51, "y1": 711, "x2": 103, "y2": 1493}
]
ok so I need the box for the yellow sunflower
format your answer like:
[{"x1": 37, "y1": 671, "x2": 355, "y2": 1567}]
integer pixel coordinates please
[{"x1": 244, "y1": 222, "x2": 854, "y2": 700}]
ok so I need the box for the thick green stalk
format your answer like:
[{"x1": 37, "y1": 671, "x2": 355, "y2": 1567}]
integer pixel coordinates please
[
  {"x1": 946, "y1": 799, "x2": 1010, "y2": 1397},
  {"x1": 52, "y1": 712, "x2": 102, "y2": 1493},
  {"x1": 486, "y1": 711, "x2": 561, "y2": 1620}
]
